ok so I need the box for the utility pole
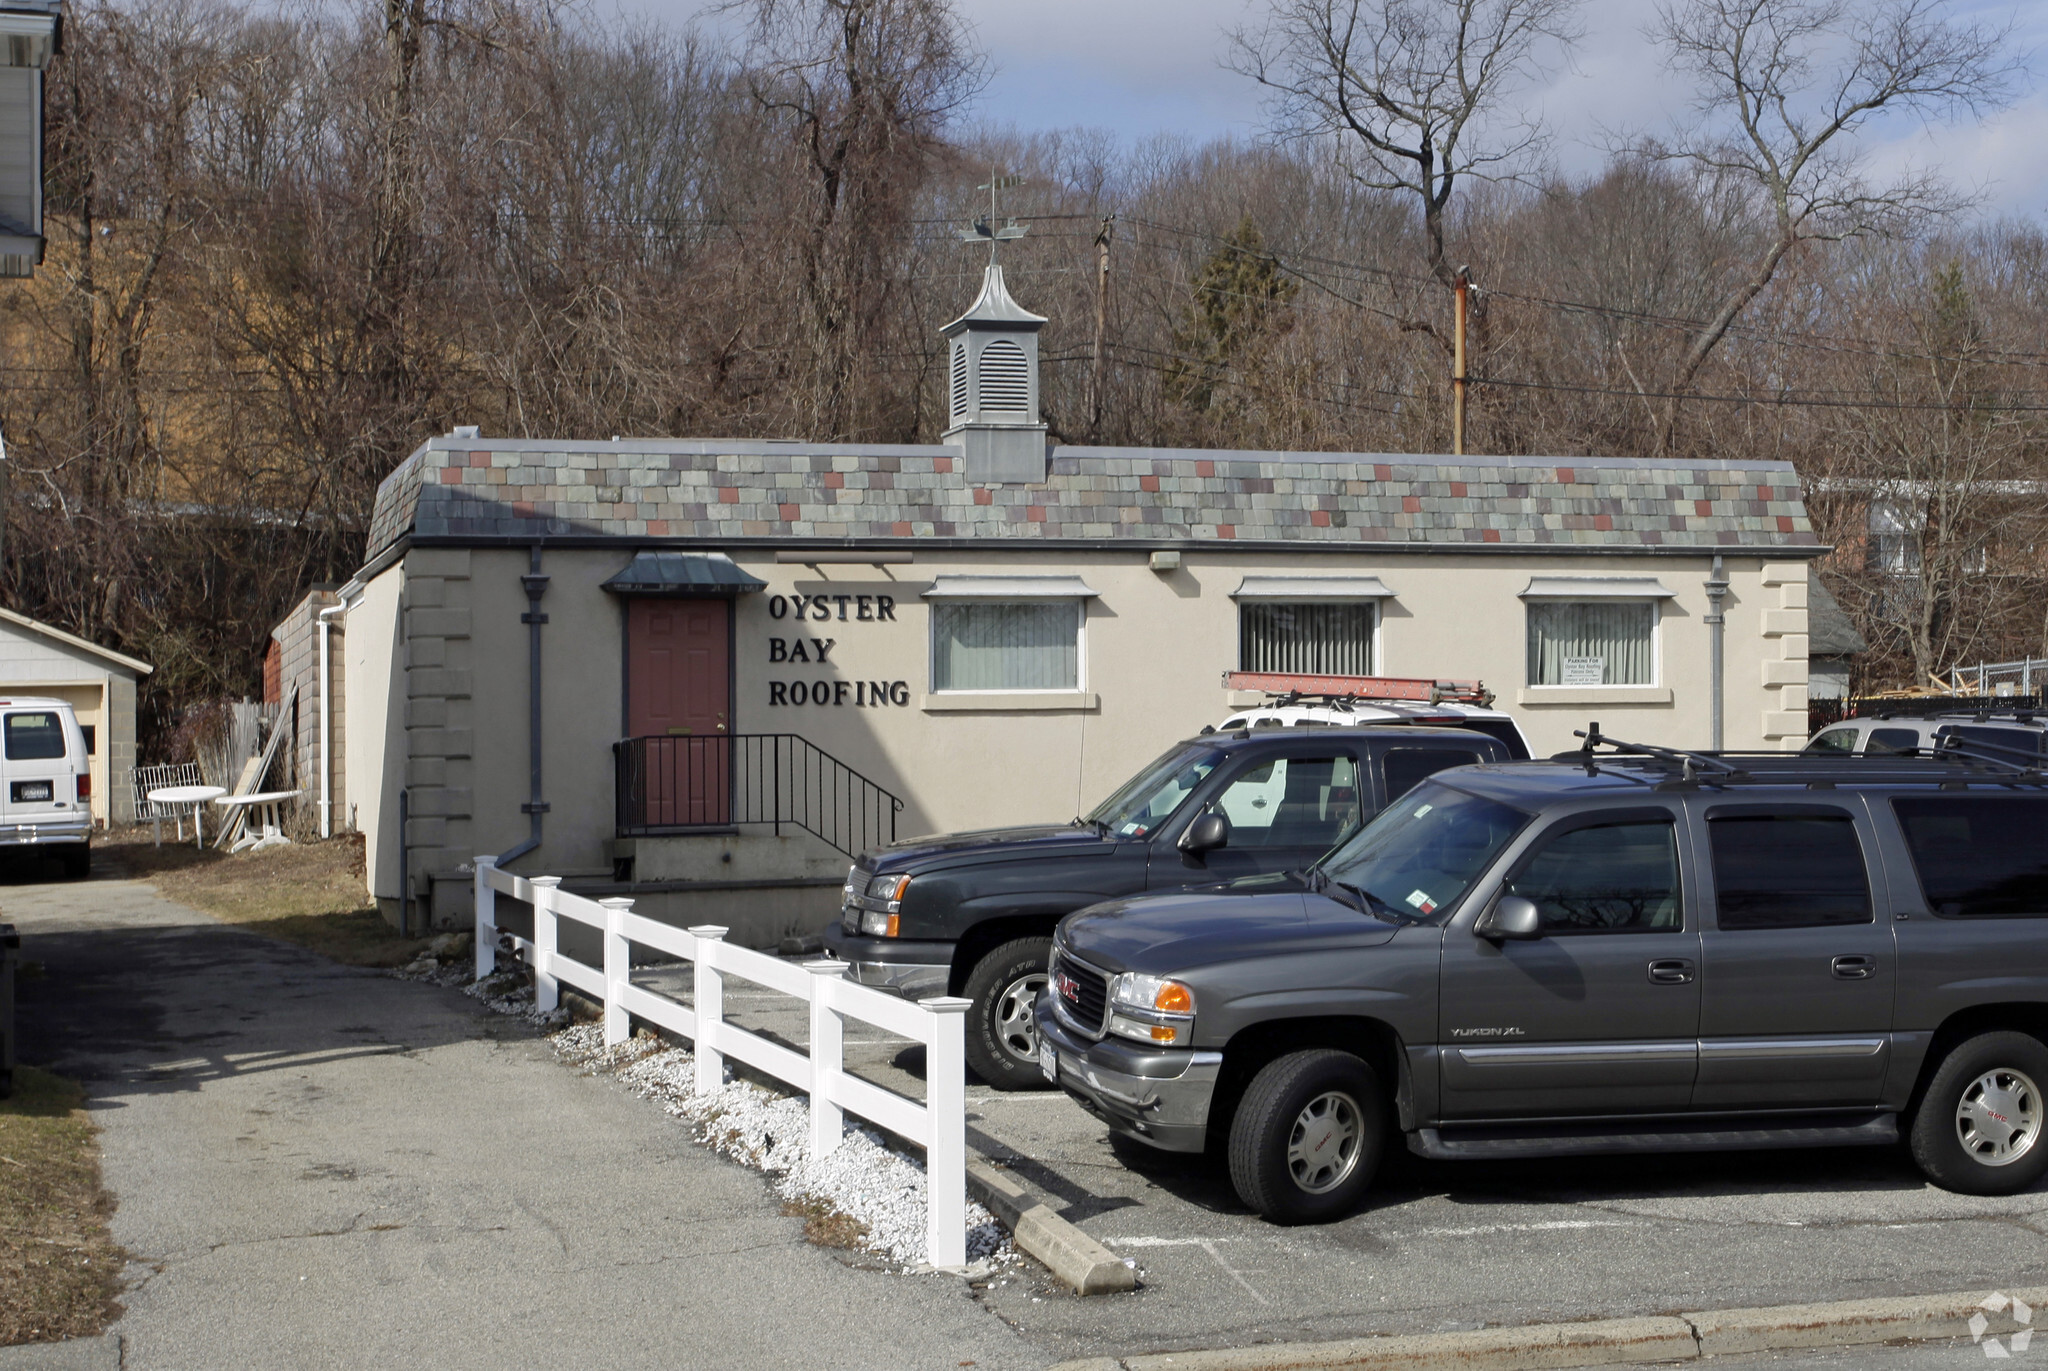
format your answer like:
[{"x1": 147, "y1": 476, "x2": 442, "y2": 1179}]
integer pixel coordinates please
[
  {"x1": 1090, "y1": 215, "x2": 1114, "y2": 440},
  {"x1": 1452, "y1": 266, "x2": 1470, "y2": 456}
]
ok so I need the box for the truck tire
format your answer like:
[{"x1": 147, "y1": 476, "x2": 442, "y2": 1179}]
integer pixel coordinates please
[
  {"x1": 1228, "y1": 1049, "x2": 1384, "y2": 1225},
  {"x1": 60, "y1": 845, "x2": 90, "y2": 880},
  {"x1": 1910, "y1": 1030, "x2": 2048, "y2": 1195},
  {"x1": 961, "y1": 938, "x2": 1054, "y2": 1091}
]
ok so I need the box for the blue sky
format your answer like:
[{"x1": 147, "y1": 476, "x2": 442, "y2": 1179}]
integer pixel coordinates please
[{"x1": 622, "y1": 0, "x2": 2048, "y2": 218}]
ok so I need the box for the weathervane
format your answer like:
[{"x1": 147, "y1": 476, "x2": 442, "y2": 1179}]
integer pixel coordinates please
[{"x1": 959, "y1": 171, "x2": 1027, "y2": 263}]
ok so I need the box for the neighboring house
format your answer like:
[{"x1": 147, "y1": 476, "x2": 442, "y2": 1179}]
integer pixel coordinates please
[
  {"x1": 267, "y1": 588, "x2": 346, "y2": 834},
  {"x1": 0, "y1": 606, "x2": 150, "y2": 823},
  {"x1": 322, "y1": 265, "x2": 1826, "y2": 940},
  {"x1": 1806, "y1": 579, "x2": 1868, "y2": 700}
]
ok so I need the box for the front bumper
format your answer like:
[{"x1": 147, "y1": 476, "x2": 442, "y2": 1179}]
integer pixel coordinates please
[
  {"x1": 0, "y1": 820, "x2": 89, "y2": 848},
  {"x1": 819, "y1": 923, "x2": 953, "y2": 1001},
  {"x1": 1034, "y1": 994, "x2": 1222, "y2": 1154}
]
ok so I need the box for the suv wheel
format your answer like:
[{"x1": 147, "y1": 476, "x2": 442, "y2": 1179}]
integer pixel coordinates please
[
  {"x1": 961, "y1": 938, "x2": 1053, "y2": 1091},
  {"x1": 1910, "y1": 1030, "x2": 2048, "y2": 1195},
  {"x1": 1227, "y1": 1049, "x2": 1384, "y2": 1224}
]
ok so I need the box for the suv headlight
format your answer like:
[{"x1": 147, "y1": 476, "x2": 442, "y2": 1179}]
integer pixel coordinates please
[
  {"x1": 1107, "y1": 973, "x2": 1195, "y2": 1045},
  {"x1": 859, "y1": 874, "x2": 909, "y2": 936}
]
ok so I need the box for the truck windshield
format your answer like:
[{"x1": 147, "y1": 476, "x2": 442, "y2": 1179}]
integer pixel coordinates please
[
  {"x1": 1314, "y1": 781, "x2": 1530, "y2": 921},
  {"x1": 1085, "y1": 744, "x2": 1223, "y2": 839}
]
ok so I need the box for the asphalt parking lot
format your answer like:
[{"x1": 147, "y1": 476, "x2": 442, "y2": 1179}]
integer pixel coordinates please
[{"x1": 648, "y1": 956, "x2": 2048, "y2": 1364}]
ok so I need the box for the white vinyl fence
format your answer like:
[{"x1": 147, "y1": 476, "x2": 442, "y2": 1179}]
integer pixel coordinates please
[{"x1": 471, "y1": 856, "x2": 972, "y2": 1267}]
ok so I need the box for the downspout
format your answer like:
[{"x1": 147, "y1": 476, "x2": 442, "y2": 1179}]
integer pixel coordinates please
[
  {"x1": 1705, "y1": 554, "x2": 1728, "y2": 751},
  {"x1": 315, "y1": 580, "x2": 363, "y2": 840},
  {"x1": 497, "y1": 545, "x2": 550, "y2": 865}
]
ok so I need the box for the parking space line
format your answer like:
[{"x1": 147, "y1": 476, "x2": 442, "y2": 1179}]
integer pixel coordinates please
[{"x1": 1102, "y1": 1236, "x2": 1269, "y2": 1303}]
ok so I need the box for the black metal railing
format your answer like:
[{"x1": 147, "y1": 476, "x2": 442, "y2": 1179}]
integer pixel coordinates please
[{"x1": 613, "y1": 734, "x2": 905, "y2": 857}]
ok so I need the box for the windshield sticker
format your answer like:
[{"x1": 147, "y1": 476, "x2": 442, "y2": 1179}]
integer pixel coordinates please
[
  {"x1": 1412, "y1": 803, "x2": 1433, "y2": 817},
  {"x1": 1406, "y1": 889, "x2": 1437, "y2": 914}
]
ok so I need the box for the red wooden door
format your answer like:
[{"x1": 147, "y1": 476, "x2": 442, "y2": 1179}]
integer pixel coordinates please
[{"x1": 627, "y1": 598, "x2": 730, "y2": 826}]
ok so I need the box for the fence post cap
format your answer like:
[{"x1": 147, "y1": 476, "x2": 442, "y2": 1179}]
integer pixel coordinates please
[
  {"x1": 529, "y1": 875, "x2": 563, "y2": 887},
  {"x1": 802, "y1": 959, "x2": 850, "y2": 977},
  {"x1": 597, "y1": 896, "x2": 635, "y2": 911},
  {"x1": 473, "y1": 854, "x2": 498, "y2": 867},
  {"x1": 919, "y1": 996, "x2": 973, "y2": 1014},
  {"x1": 687, "y1": 924, "x2": 730, "y2": 940}
]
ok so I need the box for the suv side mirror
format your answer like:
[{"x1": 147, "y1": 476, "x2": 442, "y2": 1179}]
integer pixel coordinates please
[
  {"x1": 1179, "y1": 812, "x2": 1230, "y2": 856},
  {"x1": 1476, "y1": 894, "x2": 1542, "y2": 941}
]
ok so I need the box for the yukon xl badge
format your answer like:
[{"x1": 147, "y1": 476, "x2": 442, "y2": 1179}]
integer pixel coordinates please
[{"x1": 1451, "y1": 1027, "x2": 1527, "y2": 1038}]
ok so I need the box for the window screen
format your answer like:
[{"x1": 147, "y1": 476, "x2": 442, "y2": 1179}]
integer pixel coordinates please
[
  {"x1": 1384, "y1": 748, "x2": 1483, "y2": 802},
  {"x1": 1710, "y1": 814, "x2": 1871, "y2": 929},
  {"x1": 1893, "y1": 796, "x2": 2048, "y2": 918},
  {"x1": 3, "y1": 712, "x2": 65, "y2": 761},
  {"x1": 1506, "y1": 820, "x2": 1681, "y2": 933},
  {"x1": 931, "y1": 602, "x2": 1079, "y2": 691},
  {"x1": 1239, "y1": 602, "x2": 1375, "y2": 676},
  {"x1": 1526, "y1": 601, "x2": 1656, "y2": 686}
]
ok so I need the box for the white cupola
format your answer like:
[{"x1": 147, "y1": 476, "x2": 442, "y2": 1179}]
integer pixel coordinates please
[{"x1": 941, "y1": 264, "x2": 1049, "y2": 484}]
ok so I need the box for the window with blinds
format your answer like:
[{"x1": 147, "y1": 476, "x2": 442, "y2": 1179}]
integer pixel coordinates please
[
  {"x1": 949, "y1": 341, "x2": 968, "y2": 423},
  {"x1": 977, "y1": 339, "x2": 1029, "y2": 412},
  {"x1": 1238, "y1": 602, "x2": 1376, "y2": 676},
  {"x1": 932, "y1": 601, "x2": 1080, "y2": 691},
  {"x1": 1526, "y1": 601, "x2": 1656, "y2": 685}
]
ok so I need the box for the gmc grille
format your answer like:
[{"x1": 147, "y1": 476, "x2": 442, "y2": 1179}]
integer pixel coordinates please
[{"x1": 1050, "y1": 949, "x2": 1110, "y2": 1039}]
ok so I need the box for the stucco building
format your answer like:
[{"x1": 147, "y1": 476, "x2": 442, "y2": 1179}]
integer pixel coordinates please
[{"x1": 328, "y1": 267, "x2": 1825, "y2": 941}]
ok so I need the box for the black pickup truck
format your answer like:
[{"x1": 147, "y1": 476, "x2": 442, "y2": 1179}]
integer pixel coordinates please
[
  {"x1": 1038, "y1": 739, "x2": 2048, "y2": 1222},
  {"x1": 821, "y1": 725, "x2": 1509, "y2": 1086}
]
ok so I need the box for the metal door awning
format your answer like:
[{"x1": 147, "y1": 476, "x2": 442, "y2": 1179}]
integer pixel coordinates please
[{"x1": 602, "y1": 552, "x2": 767, "y2": 595}]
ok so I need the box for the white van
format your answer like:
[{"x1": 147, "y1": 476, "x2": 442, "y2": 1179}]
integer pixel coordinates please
[{"x1": 0, "y1": 698, "x2": 92, "y2": 876}]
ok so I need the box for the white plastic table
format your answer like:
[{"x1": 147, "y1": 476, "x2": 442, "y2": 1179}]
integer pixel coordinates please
[
  {"x1": 214, "y1": 789, "x2": 302, "y2": 852},
  {"x1": 147, "y1": 785, "x2": 228, "y2": 848}
]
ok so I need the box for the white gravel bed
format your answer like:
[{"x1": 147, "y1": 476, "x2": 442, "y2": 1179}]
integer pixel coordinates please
[{"x1": 439, "y1": 966, "x2": 1011, "y2": 1270}]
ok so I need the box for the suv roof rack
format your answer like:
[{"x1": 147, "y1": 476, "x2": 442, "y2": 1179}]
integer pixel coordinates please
[
  {"x1": 1557, "y1": 721, "x2": 2048, "y2": 790},
  {"x1": 1223, "y1": 671, "x2": 1495, "y2": 708}
]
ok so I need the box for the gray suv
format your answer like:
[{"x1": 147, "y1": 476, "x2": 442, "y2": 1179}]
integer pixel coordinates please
[{"x1": 1037, "y1": 730, "x2": 2048, "y2": 1224}]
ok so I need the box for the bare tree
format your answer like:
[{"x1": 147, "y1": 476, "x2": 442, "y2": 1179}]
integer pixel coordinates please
[
  {"x1": 1647, "y1": 0, "x2": 2019, "y2": 448},
  {"x1": 1227, "y1": 0, "x2": 1580, "y2": 296}
]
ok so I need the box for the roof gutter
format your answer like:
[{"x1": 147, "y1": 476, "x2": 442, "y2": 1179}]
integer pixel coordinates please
[{"x1": 316, "y1": 578, "x2": 367, "y2": 841}]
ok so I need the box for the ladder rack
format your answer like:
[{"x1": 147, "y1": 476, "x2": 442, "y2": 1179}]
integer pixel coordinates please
[{"x1": 1223, "y1": 671, "x2": 1494, "y2": 708}]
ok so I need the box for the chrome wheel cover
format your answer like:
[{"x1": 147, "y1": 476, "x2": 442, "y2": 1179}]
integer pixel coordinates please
[
  {"x1": 994, "y1": 972, "x2": 1047, "y2": 1063},
  {"x1": 1286, "y1": 1089, "x2": 1363, "y2": 1194},
  {"x1": 1957, "y1": 1066, "x2": 2042, "y2": 1167}
]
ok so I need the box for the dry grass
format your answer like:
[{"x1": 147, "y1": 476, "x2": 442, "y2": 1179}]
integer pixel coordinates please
[
  {"x1": 0, "y1": 1068, "x2": 123, "y2": 1346},
  {"x1": 780, "y1": 1194, "x2": 873, "y2": 1251},
  {"x1": 97, "y1": 829, "x2": 431, "y2": 969}
]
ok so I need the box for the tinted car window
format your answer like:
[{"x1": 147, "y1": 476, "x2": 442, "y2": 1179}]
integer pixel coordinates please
[
  {"x1": 1709, "y1": 814, "x2": 1870, "y2": 929},
  {"x1": 1087, "y1": 744, "x2": 1222, "y2": 838},
  {"x1": 4, "y1": 712, "x2": 65, "y2": 761},
  {"x1": 1384, "y1": 748, "x2": 1484, "y2": 802},
  {"x1": 1937, "y1": 725, "x2": 2045, "y2": 764},
  {"x1": 1506, "y1": 820, "x2": 1681, "y2": 933},
  {"x1": 1212, "y1": 755, "x2": 1360, "y2": 849},
  {"x1": 1806, "y1": 728, "x2": 1858, "y2": 754},
  {"x1": 1866, "y1": 728, "x2": 1921, "y2": 755},
  {"x1": 1893, "y1": 796, "x2": 2048, "y2": 918}
]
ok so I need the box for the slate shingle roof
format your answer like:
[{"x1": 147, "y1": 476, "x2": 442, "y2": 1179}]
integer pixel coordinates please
[{"x1": 364, "y1": 438, "x2": 1819, "y2": 563}]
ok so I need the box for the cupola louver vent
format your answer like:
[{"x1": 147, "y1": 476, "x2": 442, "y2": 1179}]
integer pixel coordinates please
[
  {"x1": 949, "y1": 341, "x2": 969, "y2": 423},
  {"x1": 978, "y1": 339, "x2": 1029, "y2": 412}
]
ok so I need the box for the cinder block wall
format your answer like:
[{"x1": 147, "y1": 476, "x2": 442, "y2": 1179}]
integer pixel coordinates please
[{"x1": 273, "y1": 589, "x2": 345, "y2": 826}]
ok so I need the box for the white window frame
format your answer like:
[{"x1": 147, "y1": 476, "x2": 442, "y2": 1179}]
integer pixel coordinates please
[
  {"x1": 922, "y1": 576, "x2": 1094, "y2": 696},
  {"x1": 1522, "y1": 597, "x2": 1663, "y2": 688},
  {"x1": 1229, "y1": 576, "x2": 1393, "y2": 678}
]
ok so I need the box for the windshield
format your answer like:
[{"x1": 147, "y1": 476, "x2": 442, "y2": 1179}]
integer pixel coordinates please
[
  {"x1": 1315, "y1": 780, "x2": 1531, "y2": 921},
  {"x1": 1086, "y1": 743, "x2": 1223, "y2": 838}
]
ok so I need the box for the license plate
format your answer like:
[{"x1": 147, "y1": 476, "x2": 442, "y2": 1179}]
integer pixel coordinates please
[
  {"x1": 11, "y1": 781, "x2": 50, "y2": 802},
  {"x1": 1038, "y1": 1038, "x2": 1058, "y2": 1084}
]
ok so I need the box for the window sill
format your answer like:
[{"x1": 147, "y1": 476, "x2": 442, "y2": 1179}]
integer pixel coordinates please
[
  {"x1": 919, "y1": 692, "x2": 1100, "y2": 713},
  {"x1": 1516, "y1": 686, "x2": 1673, "y2": 706}
]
